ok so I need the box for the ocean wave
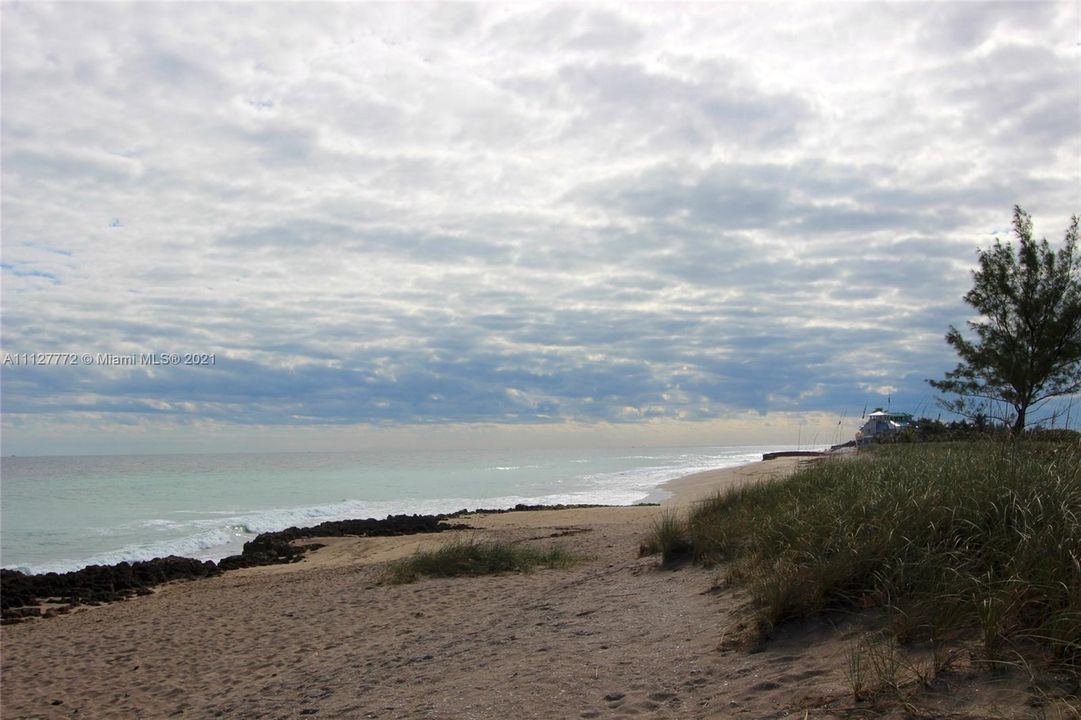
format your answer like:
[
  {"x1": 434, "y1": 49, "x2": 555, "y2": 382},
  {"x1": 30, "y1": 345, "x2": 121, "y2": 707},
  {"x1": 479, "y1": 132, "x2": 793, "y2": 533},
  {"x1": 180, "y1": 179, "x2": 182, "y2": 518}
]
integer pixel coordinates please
[{"x1": 5, "y1": 524, "x2": 254, "y2": 576}]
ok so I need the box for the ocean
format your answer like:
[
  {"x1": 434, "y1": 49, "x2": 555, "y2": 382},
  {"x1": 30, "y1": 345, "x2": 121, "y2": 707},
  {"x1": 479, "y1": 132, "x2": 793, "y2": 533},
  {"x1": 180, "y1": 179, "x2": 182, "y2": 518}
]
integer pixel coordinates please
[{"x1": 0, "y1": 444, "x2": 805, "y2": 575}]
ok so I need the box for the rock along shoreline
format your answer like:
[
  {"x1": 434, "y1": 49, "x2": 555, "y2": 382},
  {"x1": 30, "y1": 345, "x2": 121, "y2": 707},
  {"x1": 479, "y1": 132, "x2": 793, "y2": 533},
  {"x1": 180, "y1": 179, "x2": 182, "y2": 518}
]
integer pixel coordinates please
[
  {"x1": 0, "y1": 513, "x2": 468, "y2": 623},
  {"x1": 0, "y1": 503, "x2": 630, "y2": 624}
]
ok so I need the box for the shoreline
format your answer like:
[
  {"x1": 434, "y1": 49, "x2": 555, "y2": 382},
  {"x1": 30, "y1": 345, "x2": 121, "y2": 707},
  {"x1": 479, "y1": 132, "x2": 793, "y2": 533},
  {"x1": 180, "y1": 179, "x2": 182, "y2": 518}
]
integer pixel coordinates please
[
  {"x1": 247, "y1": 456, "x2": 822, "y2": 573},
  {"x1": 4, "y1": 452, "x2": 808, "y2": 579},
  {"x1": 2, "y1": 447, "x2": 808, "y2": 578},
  {"x1": 3, "y1": 454, "x2": 833, "y2": 627},
  {"x1": 659, "y1": 454, "x2": 816, "y2": 506},
  {"x1": 3, "y1": 457, "x2": 809, "y2": 624}
]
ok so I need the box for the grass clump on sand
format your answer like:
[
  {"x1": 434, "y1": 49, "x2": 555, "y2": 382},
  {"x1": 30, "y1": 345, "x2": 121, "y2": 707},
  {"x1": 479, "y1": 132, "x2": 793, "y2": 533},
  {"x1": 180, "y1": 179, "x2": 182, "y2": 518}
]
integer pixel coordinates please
[
  {"x1": 649, "y1": 442, "x2": 1081, "y2": 666},
  {"x1": 384, "y1": 537, "x2": 579, "y2": 584},
  {"x1": 639, "y1": 510, "x2": 692, "y2": 566}
]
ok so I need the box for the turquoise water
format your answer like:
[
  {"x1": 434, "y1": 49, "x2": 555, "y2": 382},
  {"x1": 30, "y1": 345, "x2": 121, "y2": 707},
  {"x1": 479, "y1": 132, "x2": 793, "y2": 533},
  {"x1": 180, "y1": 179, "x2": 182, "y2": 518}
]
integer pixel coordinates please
[{"x1": 0, "y1": 445, "x2": 803, "y2": 574}]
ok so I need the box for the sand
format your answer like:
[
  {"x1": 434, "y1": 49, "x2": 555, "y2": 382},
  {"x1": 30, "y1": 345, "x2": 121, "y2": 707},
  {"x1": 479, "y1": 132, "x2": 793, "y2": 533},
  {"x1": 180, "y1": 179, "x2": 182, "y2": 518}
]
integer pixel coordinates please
[{"x1": 0, "y1": 456, "x2": 1049, "y2": 719}]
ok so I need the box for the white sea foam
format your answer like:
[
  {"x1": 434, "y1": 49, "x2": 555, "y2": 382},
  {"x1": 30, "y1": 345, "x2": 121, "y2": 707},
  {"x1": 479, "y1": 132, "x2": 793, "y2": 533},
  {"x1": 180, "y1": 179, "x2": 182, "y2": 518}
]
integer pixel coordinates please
[{"x1": 7, "y1": 524, "x2": 254, "y2": 576}]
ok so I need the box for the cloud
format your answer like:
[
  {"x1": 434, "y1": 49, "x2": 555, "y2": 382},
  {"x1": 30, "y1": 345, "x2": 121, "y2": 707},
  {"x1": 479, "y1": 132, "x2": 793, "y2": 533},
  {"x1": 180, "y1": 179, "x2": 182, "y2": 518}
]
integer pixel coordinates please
[{"x1": 1, "y1": 2, "x2": 1077, "y2": 452}]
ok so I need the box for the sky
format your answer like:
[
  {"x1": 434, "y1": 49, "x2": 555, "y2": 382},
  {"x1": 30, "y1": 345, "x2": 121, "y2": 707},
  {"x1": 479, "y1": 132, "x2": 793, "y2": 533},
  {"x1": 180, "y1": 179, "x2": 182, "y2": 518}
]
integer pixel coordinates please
[{"x1": 1, "y1": 1, "x2": 1079, "y2": 456}]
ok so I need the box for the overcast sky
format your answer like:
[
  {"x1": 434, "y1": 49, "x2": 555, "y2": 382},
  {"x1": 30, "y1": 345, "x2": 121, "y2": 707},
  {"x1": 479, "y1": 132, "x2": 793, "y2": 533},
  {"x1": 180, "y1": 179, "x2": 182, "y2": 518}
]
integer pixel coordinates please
[{"x1": 2, "y1": 2, "x2": 1078, "y2": 455}]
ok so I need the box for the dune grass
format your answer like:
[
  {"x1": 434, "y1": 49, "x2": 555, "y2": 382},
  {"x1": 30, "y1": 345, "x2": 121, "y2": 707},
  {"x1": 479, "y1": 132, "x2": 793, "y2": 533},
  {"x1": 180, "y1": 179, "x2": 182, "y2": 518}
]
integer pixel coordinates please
[
  {"x1": 383, "y1": 537, "x2": 579, "y2": 584},
  {"x1": 645, "y1": 441, "x2": 1081, "y2": 665},
  {"x1": 638, "y1": 510, "x2": 692, "y2": 565}
]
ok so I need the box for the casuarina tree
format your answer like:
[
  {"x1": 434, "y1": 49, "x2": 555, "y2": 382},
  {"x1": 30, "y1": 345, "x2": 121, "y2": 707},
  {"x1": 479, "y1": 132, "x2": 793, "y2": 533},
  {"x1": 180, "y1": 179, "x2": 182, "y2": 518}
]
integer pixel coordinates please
[{"x1": 929, "y1": 206, "x2": 1081, "y2": 434}]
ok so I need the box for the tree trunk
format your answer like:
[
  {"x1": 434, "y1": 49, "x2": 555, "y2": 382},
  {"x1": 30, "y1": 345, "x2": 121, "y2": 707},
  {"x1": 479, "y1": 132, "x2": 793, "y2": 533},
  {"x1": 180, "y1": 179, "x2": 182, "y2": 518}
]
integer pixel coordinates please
[{"x1": 1012, "y1": 405, "x2": 1027, "y2": 435}]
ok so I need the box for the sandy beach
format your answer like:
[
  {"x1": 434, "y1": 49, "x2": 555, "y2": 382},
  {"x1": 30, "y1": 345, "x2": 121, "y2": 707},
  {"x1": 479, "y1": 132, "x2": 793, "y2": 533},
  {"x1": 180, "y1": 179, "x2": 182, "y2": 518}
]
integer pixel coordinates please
[{"x1": 0, "y1": 456, "x2": 1037, "y2": 719}]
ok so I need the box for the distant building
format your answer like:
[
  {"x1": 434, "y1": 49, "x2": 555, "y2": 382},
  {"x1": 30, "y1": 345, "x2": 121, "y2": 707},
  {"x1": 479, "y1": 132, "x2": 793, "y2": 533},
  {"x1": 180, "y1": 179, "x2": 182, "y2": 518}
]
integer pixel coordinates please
[{"x1": 856, "y1": 409, "x2": 915, "y2": 444}]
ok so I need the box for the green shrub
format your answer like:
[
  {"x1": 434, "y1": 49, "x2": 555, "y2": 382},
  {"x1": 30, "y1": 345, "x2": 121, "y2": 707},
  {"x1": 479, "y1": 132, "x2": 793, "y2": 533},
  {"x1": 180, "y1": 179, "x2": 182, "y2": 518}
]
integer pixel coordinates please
[{"x1": 383, "y1": 537, "x2": 578, "y2": 584}]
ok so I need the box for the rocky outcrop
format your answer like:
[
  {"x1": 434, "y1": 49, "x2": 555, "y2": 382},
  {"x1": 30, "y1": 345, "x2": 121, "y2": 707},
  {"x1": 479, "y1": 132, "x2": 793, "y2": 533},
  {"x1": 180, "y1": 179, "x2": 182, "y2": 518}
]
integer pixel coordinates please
[
  {"x1": 1, "y1": 556, "x2": 221, "y2": 622},
  {"x1": 2, "y1": 513, "x2": 468, "y2": 623},
  {"x1": 446, "y1": 503, "x2": 622, "y2": 515},
  {"x1": 761, "y1": 451, "x2": 829, "y2": 460}
]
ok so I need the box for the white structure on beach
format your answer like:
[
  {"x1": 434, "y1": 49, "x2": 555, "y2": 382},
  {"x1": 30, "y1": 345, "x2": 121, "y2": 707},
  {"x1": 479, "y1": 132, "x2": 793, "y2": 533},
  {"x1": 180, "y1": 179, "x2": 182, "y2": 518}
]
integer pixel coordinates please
[{"x1": 856, "y1": 409, "x2": 916, "y2": 444}]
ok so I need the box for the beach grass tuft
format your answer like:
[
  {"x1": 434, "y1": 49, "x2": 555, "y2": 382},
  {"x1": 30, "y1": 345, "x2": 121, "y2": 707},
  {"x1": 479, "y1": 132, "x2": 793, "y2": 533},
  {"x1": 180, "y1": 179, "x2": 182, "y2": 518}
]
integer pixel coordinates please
[
  {"x1": 640, "y1": 510, "x2": 692, "y2": 565},
  {"x1": 684, "y1": 442, "x2": 1081, "y2": 665},
  {"x1": 384, "y1": 537, "x2": 579, "y2": 584}
]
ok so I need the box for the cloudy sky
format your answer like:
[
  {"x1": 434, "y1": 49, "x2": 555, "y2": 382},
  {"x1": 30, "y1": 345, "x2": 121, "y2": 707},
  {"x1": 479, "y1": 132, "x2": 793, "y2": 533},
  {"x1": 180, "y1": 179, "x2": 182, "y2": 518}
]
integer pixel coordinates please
[{"x1": 1, "y1": 2, "x2": 1078, "y2": 455}]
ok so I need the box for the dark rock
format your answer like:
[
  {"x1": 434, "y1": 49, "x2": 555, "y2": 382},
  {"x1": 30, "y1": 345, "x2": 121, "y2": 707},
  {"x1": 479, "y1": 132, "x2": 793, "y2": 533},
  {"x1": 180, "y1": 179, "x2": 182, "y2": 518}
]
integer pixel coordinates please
[
  {"x1": 761, "y1": 450, "x2": 828, "y2": 460},
  {"x1": 449, "y1": 503, "x2": 610, "y2": 516},
  {"x1": 218, "y1": 514, "x2": 466, "y2": 570},
  {"x1": 1, "y1": 556, "x2": 220, "y2": 622},
  {"x1": 2, "y1": 513, "x2": 468, "y2": 621}
]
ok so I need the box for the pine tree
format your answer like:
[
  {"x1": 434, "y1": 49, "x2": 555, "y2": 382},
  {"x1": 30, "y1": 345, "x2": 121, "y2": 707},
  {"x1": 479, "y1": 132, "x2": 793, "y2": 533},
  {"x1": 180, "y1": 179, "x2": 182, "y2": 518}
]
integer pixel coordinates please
[{"x1": 929, "y1": 206, "x2": 1081, "y2": 433}]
